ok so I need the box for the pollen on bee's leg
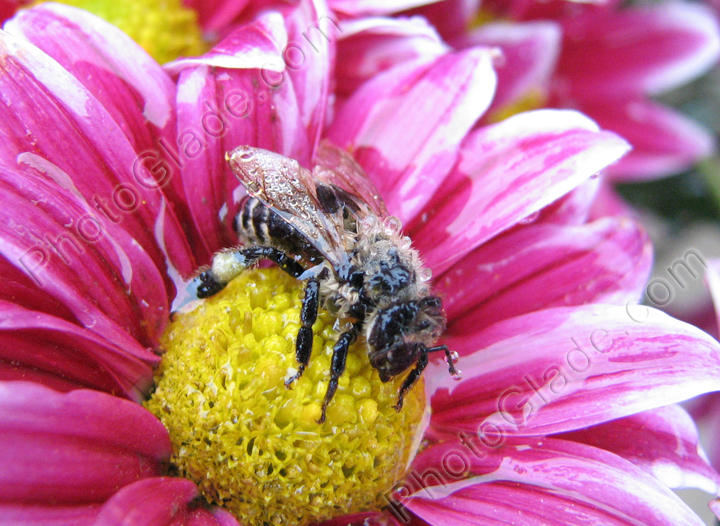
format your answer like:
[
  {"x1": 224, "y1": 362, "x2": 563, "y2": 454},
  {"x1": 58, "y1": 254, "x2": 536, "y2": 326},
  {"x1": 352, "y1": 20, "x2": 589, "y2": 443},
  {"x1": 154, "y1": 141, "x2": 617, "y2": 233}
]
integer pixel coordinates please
[
  {"x1": 211, "y1": 251, "x2": 249, "y2": 284},
  {"x1": 144, "y1": 268, "x2": 428, "y2": 526}
]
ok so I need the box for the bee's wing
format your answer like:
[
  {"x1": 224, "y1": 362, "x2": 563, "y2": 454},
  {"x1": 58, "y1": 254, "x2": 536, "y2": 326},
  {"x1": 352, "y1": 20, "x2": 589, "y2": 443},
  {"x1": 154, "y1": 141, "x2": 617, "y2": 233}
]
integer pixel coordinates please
[
  {"x1": 312, "y1": 140, "x2": 389, "y2": 219},
  {"x1": 226, "y1": 146, "x2": 350, "y2": 269}
]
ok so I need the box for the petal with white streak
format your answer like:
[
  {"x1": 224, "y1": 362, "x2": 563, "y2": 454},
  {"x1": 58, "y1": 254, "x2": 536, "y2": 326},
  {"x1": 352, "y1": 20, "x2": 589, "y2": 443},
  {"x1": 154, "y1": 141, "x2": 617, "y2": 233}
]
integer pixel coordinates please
[
  {"x1": 429, "y1": 304, "x2": 720, "y2": 437},
  {"x1": 412, "y1": 109, "x2": 630, "y2": 274},
  {"x1": 401, "y1": 438, "x2": 707, "y2": 526},
  {"x1": 335, "y1": 16, "x2": 448, "y2": 95},
  {"x1": 327, "y1": 48, "x2": 497, "y2": 223},
  {"x1": 438, "y1": 217, "x2": 651, "y2": 333},
  {"x1": 559, "y1": 405, "x2": 720, "y2": 493}
]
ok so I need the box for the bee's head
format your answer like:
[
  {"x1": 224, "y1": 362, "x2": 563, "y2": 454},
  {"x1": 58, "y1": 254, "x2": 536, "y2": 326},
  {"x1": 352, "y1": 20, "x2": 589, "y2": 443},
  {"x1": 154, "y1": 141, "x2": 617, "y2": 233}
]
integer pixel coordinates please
[{"x1": 367, "y1": 297, "x2": 446, "y2": 381}]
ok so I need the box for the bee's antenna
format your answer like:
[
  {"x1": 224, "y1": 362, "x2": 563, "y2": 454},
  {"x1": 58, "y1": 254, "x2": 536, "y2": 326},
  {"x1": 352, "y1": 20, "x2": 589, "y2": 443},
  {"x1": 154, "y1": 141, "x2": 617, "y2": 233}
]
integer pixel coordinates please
[{"x1": 425, "y1": 345, "x2": 462, "y2": 380}]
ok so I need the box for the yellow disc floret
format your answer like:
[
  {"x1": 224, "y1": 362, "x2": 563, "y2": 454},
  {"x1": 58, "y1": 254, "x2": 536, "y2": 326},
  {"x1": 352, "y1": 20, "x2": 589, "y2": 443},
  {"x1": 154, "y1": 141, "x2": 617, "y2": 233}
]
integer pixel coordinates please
[
  {"x1": 145, "y1": 268, "x2": 427, "y2": 526},
  {"x1": 34, "y1": 0, "x2": 207, "y2": 64}
]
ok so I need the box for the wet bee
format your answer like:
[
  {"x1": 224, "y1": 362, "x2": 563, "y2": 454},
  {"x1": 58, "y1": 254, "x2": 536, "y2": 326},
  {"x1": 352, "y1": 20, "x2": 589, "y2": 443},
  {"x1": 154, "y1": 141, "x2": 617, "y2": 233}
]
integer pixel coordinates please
[{"x1": 195, "y1": 141, "x2": 460, "y2": 423}]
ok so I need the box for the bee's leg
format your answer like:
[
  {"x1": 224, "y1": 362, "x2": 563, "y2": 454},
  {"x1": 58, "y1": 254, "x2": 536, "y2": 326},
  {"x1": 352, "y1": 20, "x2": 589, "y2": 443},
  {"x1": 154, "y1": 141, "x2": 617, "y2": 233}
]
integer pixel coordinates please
[
  {"x1": 244, "y1": 246, "x2": 306, "y2": 278},
  {"x1": 194, "y1": 246, "x2": 306, "y2": 299},
  {"x1": 318, "y1": 322, "x2": 362, "y2": 424},
  {"x1": 285, "y1": 276, "x2": 320, "y2": 388},
  {"x1": 194, "y1": 250, "x2": 253, "y2": 299},
  {"x1": 195, "y1": 269, "x2": 227, "y2": 298},
  {"x1": 394, "y1": 351, "x2": 429, "y2": 412}
]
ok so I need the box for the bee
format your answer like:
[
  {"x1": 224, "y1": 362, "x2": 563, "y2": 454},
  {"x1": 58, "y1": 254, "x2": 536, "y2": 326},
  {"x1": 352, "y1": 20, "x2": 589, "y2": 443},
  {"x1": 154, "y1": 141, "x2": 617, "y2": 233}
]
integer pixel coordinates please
[{"x1": 195, "y1": 141, "x2": 460, "y2": 423}]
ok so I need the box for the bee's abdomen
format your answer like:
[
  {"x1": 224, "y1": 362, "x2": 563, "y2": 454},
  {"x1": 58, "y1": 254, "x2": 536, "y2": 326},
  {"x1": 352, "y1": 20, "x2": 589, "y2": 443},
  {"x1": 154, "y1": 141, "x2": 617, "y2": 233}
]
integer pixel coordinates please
[
  {"x1": 236, "y1": 197, "x2": 277, "y2": 245},
  {"x1": 236, "y1": 197, "x2": 322, "y2": 263}
]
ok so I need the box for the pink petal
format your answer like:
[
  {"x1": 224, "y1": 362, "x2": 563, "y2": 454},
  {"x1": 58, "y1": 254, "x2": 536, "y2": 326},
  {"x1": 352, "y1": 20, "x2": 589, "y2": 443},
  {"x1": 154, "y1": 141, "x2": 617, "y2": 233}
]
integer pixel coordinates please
[
  {"x1": 443, "y1": 0, "x2": 552, "y2": 22},
  {"x1": 707, "y1": 259, "x2": 720, "y2": 334},
  {"x1": 484, "y1": 0, "x2": 625, "y2": 21},
  {"x1": 559, "y1": 405, "x2": 720, "y2": 493},
  {"x1": 0, "y1": 503, "x2": 101, "y2": 526},
  {"x1": 6, "y1": 4, "x2": 199, "y2": 255},
  {"x1": 0, "y1": 1, "x2": 24, "y2": 24},
  {"x1": 0, "y1": 255, "x2": 77, "y2": 323},
  {"x1": 459, "y1": 21, "x2": 561, "y2": 117},
  {"x1": 335, "y1": 16, "x2": 448, "y2": 96},
  {"x1": 6, "y1": 4, "x2": 175, "y2": 142},
  {"x1": 557, "y1": 2, "x2": 720, "y2": 97},
  {"x1": 0, "y1": 301, "x2": 155, "y2": 401},
  {"x1": 164, "y1": 11, "x2": 288, "y2": 74},
  {"x1": 0, "y1": 264, "x2": 155, "y2": 370},
  {"x1": 428, "y1": 304, "x2": 720, "y2": 436},
  {"x1": 329, "y1": 0, "x2": 442, "y2": 16},
  {"x1": 0, "y1": 383, "x2": 170, "y2": 505},
  {"x1": 573, "y1": 98, "x2": 716, "y2": 181},
  {"x1": 712, "y1": 499, "x2": 720, "y2": 521},
  {"x1": 405, "y1": 0, "x2": 482, "y2": 42},
  {"x1": 184, "y1": 0, "x2": 251, "y2": 34},
  {"x1": 327, "y1": 47, "x2": 498, "y2": 223},
  {"x1": 401, "y1": 438, "x2": 707, "y2": 526},
  {"x1": 535, "y1": 176, "x2": 600, "y2": 226},
  {"x1": 200, "y1": 508, "x2": 240, "y2": 526},
  {"x1": 0, "y1": 27, "x2": 196, "y2": 280},
  {"x1": 175, "y1": 62, "x2": 307, "y2": 257},
  {"x1": 93, "y1": 478, "x2": 195, "y2": 526},
  {"x1": 411, "y1": 110, "x2": 631, "y2": 275},
  {"x1": 438, "y1": 217, "x2": 652, "y2": 334},
  {"x1": 0, "y1": 164, "x2": 168, "y2": 354},
  {"x1": 94, "y1": 478, "x2": 239, "y2": 526},
  {"x1": 282, "y1": 0, "x2": 334, "y2": 157},
  {"x1": 0, "y1": 364, "x2": 88, "y2": 396}
]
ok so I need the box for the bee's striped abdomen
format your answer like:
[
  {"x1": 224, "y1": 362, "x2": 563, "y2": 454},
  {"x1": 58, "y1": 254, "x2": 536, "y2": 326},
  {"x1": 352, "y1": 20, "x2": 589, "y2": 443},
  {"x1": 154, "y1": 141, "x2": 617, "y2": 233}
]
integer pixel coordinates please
[{"x1": 236, "y1": 197, "x2": 323, "y2": 263}]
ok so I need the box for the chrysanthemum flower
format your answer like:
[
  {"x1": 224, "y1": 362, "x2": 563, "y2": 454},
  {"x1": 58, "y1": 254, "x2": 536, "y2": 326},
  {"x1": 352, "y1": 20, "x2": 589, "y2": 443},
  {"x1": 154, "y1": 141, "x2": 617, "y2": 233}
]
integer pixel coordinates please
[
  {"x1": 3, "y1": 2, "x2": 720, "y2": 526},
  {"x1": 330, "y1": 0, "x2": 720, "y2": 206}
]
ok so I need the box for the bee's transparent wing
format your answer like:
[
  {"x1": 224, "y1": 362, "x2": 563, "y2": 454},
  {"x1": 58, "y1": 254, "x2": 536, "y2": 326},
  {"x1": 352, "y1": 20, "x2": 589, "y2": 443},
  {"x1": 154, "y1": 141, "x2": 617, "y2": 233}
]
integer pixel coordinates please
[
  {"x1": 312, "y1": 140, "x2": 389, "y2": 219},
  {"x1": 226, "y1": 146, "x2": 349, "y2": 269}
]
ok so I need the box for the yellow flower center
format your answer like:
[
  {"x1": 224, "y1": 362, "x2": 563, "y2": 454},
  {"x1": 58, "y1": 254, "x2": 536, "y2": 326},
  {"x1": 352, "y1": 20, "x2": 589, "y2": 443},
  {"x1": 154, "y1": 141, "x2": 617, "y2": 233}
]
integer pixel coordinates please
[
  {"x1": 145, "y1": 268, "x2": 427, "y2": 526},
  {"x1": 35, "y1": 0, "x2": 207, "y2": 64}
]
